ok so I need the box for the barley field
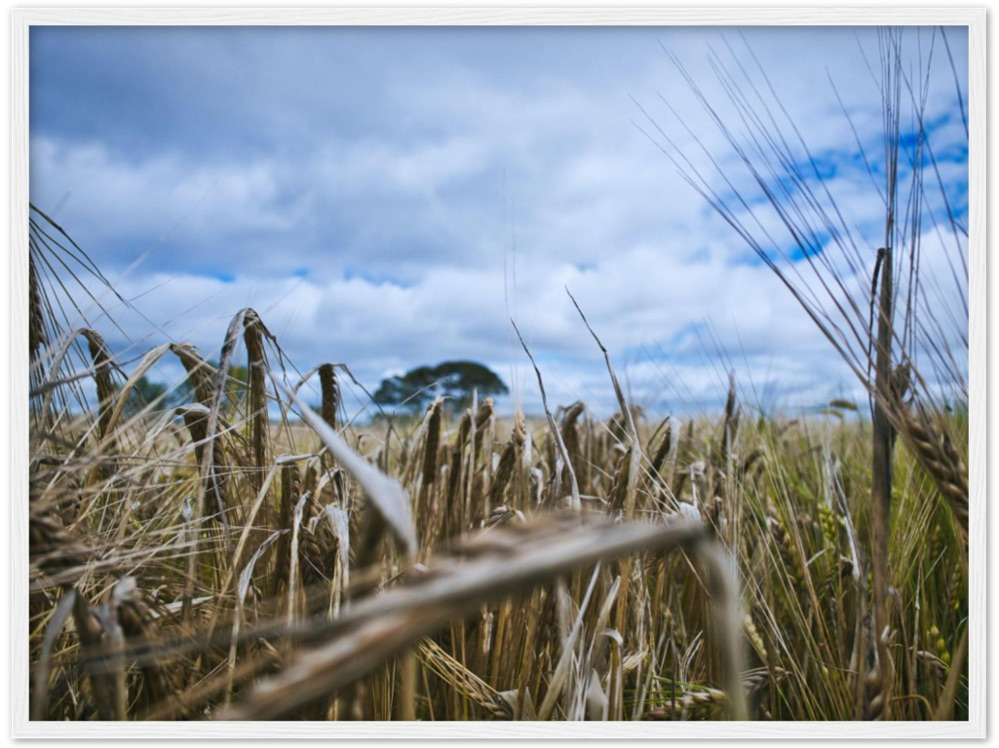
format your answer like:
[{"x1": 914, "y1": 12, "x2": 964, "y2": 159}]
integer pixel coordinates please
[
  {"x1": 25, "y1": 25, "x2": 970, "y2": 727},
  {"x1": 27, "y1": 221, "x2": 968, "y2": 723}
]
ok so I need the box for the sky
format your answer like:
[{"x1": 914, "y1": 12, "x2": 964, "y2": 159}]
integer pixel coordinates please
[{"x1": 28, "y1": 24, "x2": 969, "y2": 420}]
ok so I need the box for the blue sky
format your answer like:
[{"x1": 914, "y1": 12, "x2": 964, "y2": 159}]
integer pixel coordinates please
[{"x1": 29, "y1": 24, "x2": 969, "y2": 419}]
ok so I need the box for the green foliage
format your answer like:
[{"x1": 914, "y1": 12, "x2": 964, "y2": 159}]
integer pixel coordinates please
[
  {"x1": 373, "y1": 360, "x2": 508, "y2": 414},
  {"x1": 126, "y1": 363, "x2": 251, "y2": 413},
  {"x1": 220, "y1": 363, "x2": 250, "y2": 410},
  {"x1": 133, "y1": 375, "x2": 167, "y2": 407},
  {"x1": 112, "y1": 374, "x2": 167, "y2": 417}
]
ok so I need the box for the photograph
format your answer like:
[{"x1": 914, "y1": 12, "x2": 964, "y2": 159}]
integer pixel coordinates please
[{"x1": 17, "y1": 8, "x2": 981, "y2": 737}]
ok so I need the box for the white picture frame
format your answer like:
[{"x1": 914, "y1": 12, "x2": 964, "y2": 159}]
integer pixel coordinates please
[{"x1": 10, "y1": 5, "x2": 986, "y2": 741}]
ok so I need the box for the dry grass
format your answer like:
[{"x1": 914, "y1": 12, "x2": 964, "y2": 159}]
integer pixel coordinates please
[
  {"x1": 26, "y1": 276, "x2": 968, "y2": 721},
  {"x1": 25, "y1": 30, "x2": 968, "y2": 724}
]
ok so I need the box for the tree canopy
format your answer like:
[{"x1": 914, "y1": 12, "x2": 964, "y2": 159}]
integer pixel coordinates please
[
  {"x1": 113, "y1": 374, "x2": 168, "y2": 417},
  {"x1": 373, "y1": 361, "x2": 508, "y2": 414},
  {"x1": 126, "y1": 363, "x2": 251, "y2": 413}
]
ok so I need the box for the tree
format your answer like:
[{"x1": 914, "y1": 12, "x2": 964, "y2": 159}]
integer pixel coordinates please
[
  {"x1": 114, "y1": 374, "x2": 167, "y2": 417},
  {"x1": 133, "y1": 375, "x2": 168, "y2": 407},
  {"x1": 220, "y1": 364, "x2": 251, "y2": 410},
  {"x1": 168, "y1": 362, "x2": 249, "y2": 410},
  {"x1": 434, "y1": 361, "x2": 509, "y2": 411},
  {"x1": 130, "y1": 362, "x2": 251, "y2": 411},
  {"x1": 373, "y1": 360, "x2": 508, "y2": 414}
]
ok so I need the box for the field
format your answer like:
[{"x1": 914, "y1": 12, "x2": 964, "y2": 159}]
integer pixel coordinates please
[
  {"x1": 25, "y1": 27, "x2": 970, "y2": 725},
  {"x1": 27, "y1": 240, "x2": 968, "y2": 722}
]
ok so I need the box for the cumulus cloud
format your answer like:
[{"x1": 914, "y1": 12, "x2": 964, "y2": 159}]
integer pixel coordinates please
[{"x1": 28, "y1": 25, "x2": 969, "y2": 418}]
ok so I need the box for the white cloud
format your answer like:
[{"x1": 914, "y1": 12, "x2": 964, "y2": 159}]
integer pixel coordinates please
[
  {"x1": 28, "y1": 25, "x2": 969, "y2": 419},
  {"x1": 31, "y1": 137, "x2": 292, "y2": 239}
]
